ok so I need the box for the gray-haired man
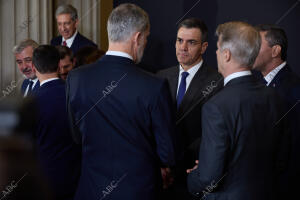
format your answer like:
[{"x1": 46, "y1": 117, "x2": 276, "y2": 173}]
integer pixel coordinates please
[
  {"x1": 66, "y1": 3, "x2": 176, "y2": 200},
  {"x1": 13, "y1": 39, "x2": 40, "y2": 97},
  {"x1": 50, "y1": 4, "x2": 97, "y2": 54}
]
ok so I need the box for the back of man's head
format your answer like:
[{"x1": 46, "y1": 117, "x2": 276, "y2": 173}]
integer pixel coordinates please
[
  {"x1": 178, "y1": 18, "x2": 208, "y2": 43},
  {"x1": 256, "y1": 24, "x2": 287, "y2": 61},
  {"x1": 33, "y1": 45, "x2": 60, "y2": 74},
  {"x1": 107, "y1": 3, "x2": 149, "y2": 43},
  {"x1": 216, "y1": 21, "x2": 261, "y2": 68}
]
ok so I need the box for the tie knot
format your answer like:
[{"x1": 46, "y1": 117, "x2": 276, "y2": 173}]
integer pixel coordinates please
[
  {"x1": 63, "y1": 41, "x2": 67, "y2": 46},
  {"x1": 181, "y1": 71, "x2": 189, "y2": 79}
]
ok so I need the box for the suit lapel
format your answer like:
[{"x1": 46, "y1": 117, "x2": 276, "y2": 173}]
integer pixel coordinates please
[
  {"x1": 268, "y1": 65, "x2": 289, "y2": 88},
  {"x1": 176, "y1": 63, "x2": 213, "y2": 120},
  {"x1": 70, "y1": 33, "x2": 81, "y2": 52},
  {"x1": 168, "y1": 66, "x2": 179, "y2": 103}
]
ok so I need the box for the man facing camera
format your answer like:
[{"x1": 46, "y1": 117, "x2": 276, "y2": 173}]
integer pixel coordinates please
[
  {"x1": 66, "y1": 3, "x2": 175, "y2": 200},
  {"x1": 157, "y1": 18, "x2": 222, "y2": 199},
  {"x1": 187, "y1": 21, "x2": 288, "y2": 200},
  {"x1": 56, "y1": 46, "x2": 75, "y2": 80},
  {"x1": 32, "y1": 45, "x2": 81, "y2": 200},
  {"x1": 13, "y1": 39, "x2": 40, "y2": 97},
  {"x1": 51, "y1": 4, "x2": 97, "y2": 54}
]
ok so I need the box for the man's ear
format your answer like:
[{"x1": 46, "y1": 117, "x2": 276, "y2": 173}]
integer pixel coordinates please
[
  {"x1": 132, "y1": 31, "x2": 142, "y2": 46},
  {"x1": 223, "y1": 49, "x2": 231, "y2": 63},
  {"x1": 271, "y1": 45, "x2": 281, "y2": 58},
  {"x1": 201, "y1": 42, "x2": 208, "y2": 54},
  {"x1": 74, "y1": 19, "x2": 79, "y2": 29}
]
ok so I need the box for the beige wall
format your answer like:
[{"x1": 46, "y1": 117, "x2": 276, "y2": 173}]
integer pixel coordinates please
[{"x1": 0, "y1": 0, "x2": 112, "y2": 97}]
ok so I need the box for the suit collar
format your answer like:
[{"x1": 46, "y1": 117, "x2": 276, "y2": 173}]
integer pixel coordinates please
[
  {"x1": 100, "y1": 55, "x2": 135, "y2": 65},
  {"x1": 268, "y1": 64, "x2": 290, "y2": 88},
  {"x1": 225, "y1": 74, "x2": 256, "y2": 87},
  {"x1": 39, "y1": 78, "x2": 64, "y2": 89}
]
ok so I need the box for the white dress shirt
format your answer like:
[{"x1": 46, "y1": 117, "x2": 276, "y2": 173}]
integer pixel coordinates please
[
  {"x1": 40, "y1": 78, "x2": 59, "y2": 87},
  {"x1": 264, "y1": 61, "x2": 286, "y2": 86},
  {"x1": 106, "y1": 51, "x2": 133, "y2": 60},
  {"x1": 224, "y1": 71, "x2": 252, "y2": 86},
  {"x1": 177, "y1": 60, "x2": 203, "y2": 96},
  {"x1": 62, "y1": 30, "x2": 78, "y2": 48}
]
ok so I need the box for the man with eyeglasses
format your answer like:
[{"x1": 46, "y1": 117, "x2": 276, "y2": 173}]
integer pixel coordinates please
[
  {"x1": 13, "y1": 39, "x2": 40, "y2": 97},
  {"x1": 157, "y1": 18, "x2": 222, "y2": 199}
]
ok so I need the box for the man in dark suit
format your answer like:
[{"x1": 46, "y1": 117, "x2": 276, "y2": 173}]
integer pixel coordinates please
[
  {"x1": 187, "y1": 21, "x2": 288, "y2": 200},
  {"x1": 157, "y1": 18, "x2": 222, "y2": 199},
  {"x1": 253, "y1": 24, "x2": 300, "y2": 200},
  {"x1": 66, "y1": 4, "x2": 175, "y2": 200},
  {"x1": 50, "y1": 4, "x2": 97, "y2": 54},
  {"x1": 13, "y1": 39, "x2": 40, "y2": 97},
  {"x1": 32, "y1": 45, "x2": 81, "y2": 200}
]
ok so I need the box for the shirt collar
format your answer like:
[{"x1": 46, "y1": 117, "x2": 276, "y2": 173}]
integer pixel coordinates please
[
  {"x1": 62, "y1": 30, "x2": 78, "y2": 48},
  {"x1": 264, "y1": 61, "x2": 286, "y2": 86},
  {"x1": 106, "y1": 51, "x2": 133, "y2": 60},
  {"x1": 179, "y1": 60, "x2": 203, "y2": 75},
  {"x1": 40, "y1": 78, "x2": 59, "y2": 87},
  {"x1": 224, "y1": 70, "x2": 252, "y2": 86}
]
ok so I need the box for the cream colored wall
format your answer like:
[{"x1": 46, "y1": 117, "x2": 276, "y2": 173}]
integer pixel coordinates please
[{"x1": 0, "y1": 0, "x2": 112, "y2": 96}]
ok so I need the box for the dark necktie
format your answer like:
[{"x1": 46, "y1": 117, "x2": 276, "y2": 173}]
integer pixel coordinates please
[
  {"x1": 27, "y1": 80, "x2": 34, "y2": 95},
  {"x1": 63, "y1": 41, "x2": 67, "y2": 46},
  {"x1": 262, "y1": 78, "x2": 267, "y2": 85},
  {"x1": 177, "y1": 72, "x2": 189, "y2": 108}
]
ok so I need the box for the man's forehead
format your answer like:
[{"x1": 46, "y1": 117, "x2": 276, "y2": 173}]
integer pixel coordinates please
[
  {"x1": 177, "y1": 27, "x2": 202, "y2": 39},
  {"x1": 56, "y1": 13, "x2": 73, "y2": 21}
]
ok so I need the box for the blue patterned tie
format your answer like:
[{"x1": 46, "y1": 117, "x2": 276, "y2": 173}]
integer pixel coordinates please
[{"x1": 177, "y1": 72, "x2": 189, "y2": 108}]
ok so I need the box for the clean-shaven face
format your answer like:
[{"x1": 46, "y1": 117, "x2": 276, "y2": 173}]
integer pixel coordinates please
[{"x1": 56, "y1": 14, "x2": 78, "y2": 40}]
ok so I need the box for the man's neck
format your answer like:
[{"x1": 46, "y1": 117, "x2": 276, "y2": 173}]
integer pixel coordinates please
[
  {"x1": 37, "y1": 73, "x2": 58, "y2": 84},
  {"x1": 108, "y1": 42, "x2": 134, "y2": 60},
  {"x1": 261, "y1": 59, "x2": 284, "y2": 76}
]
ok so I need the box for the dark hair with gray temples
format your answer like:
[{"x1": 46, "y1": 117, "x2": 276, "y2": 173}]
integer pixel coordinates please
[
  {"x1": 256, "y1": 24, "x2": 288, "y2": 61},
  {"x1": 107, "y1": 3, "x2": 149, "y2": 42},
  {"x1": 216, "y1": 21, "x2": 261, "y2": 67},
  {"x1": 178, "y1": 18, "x2": 208, "y2": 43},
  {"x1": 55, "y1": 4, "x2": 78, "y2": 21},
  {"x1": 13, "y1": 39, "x2": 39, "y2": 54}
]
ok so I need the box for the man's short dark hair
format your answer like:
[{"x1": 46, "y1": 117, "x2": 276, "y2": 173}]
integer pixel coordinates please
[
  {"x1": 33, "y1": 45, "x2": 60, "y2": 74},
  {"x1": 256, "y1": 24, "x2": 288, "y2": 61},
  {"x1": 178, "y1": 18, "x2": 208, "y2": 43},
  {"x1": 55, "y1": 45, "x2": 74, "y2": 61}
]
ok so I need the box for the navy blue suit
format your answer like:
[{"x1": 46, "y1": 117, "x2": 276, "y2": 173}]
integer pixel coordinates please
[
  {"x1": 34, "y1": 79, "x2": 81, "y2": 200},
  {"x1": 66, "y1": 55, "x2": 176, "y2": 200},
  {"x1": 50, "y1": 32, "x2": 97, "y2": 54},
  {"x1": 266, "y1": 65, "x2": 300, "y2": 199},
  {"x1": 21, "y1": 79, "x2": 40, "y2": 96},
  {"x1": 187, "y1": 75, "x2": 288, "y2": 200}
]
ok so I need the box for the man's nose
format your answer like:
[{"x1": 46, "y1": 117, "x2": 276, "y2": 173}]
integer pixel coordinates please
[{"x1": 180, "y1": 41, "x2": 188, "y2": 51}]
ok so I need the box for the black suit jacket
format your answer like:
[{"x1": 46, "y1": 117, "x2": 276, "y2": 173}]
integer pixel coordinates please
[
  {"x1": 66, "y1": 55, "x2": 176, "y2": 200},
  {"x1": 34, "y1": 79, "x2": 81, "y2": 200},
  {"x1": 187, "y1": 75, "x2": 287, "y2": 200},
  {"x1": 50, "y1": 32, "x2": 97, "y2": 54},
  {"x1": 266, "y1": 65, "x2": 300, "y2": 199},
  {"x1": 157, "y1": 63, "x2": 223, "y2": 167}
]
